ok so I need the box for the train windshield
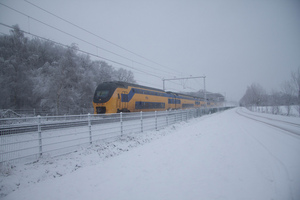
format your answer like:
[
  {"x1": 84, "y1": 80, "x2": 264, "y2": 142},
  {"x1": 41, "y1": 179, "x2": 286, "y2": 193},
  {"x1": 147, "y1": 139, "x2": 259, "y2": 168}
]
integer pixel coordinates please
[{"x1": 95, "y1": 90, "x2": 109, "y2": 99}]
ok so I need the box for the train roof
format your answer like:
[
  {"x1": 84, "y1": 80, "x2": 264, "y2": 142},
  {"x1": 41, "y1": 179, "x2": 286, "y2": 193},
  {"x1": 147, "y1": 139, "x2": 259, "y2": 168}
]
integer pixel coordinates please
[
  {"x1": 102, "y1": 81, "x2": 206, "y2": 100},
  {"x1": 166, "y1": 91, "x2": 205, "y2": 100},
  {"x1": 102, "y1": 81, "x2": 165, "y2": 92}
]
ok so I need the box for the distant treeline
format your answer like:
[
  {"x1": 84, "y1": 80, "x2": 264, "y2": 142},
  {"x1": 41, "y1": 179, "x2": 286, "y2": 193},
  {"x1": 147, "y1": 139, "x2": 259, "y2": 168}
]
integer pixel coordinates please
[
  {"x1": 0, "y1": 25, "x2": 135, "y2": 115},
  {"x1": 239, "y1": 68, "x2": 300, "y2": 116}
]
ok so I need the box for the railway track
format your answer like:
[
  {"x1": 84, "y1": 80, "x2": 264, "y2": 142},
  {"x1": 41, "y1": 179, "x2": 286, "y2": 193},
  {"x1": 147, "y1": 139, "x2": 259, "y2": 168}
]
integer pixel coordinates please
[{"x1": 236, "y1": 108, "x2": 300, "y2": 137}]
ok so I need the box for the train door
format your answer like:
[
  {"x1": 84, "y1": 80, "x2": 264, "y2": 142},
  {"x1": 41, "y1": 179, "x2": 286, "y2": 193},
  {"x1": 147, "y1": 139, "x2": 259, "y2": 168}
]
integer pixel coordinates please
[
  {"x1": 117, "y1": 93, "x2": 121, "y2": 111},
  {"x1": 121, "y1": 91, "x2": 128, "y2": 111},
  {"x1": 174, "y1": 95, "x2": 179, "y2": 110}
]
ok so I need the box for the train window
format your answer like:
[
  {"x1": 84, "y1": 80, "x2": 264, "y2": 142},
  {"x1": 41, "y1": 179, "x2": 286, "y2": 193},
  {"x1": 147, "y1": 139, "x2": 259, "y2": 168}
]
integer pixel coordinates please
[
  {"x1": 135, "y1": 101, "x2": 165, "y2": 109},
  {"x1": 96, "y1": 90, "x2": 109, "y2": 99}
]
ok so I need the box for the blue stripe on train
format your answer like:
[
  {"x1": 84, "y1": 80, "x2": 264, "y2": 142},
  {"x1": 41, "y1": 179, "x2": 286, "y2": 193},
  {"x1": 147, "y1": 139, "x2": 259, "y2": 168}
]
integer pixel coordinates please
[
  {"x1": 121, "y1": 87, "x2": 196, "y2": 103},
  {"x1": 121, "y1": 88, "x2": 171, "y2": 102}
]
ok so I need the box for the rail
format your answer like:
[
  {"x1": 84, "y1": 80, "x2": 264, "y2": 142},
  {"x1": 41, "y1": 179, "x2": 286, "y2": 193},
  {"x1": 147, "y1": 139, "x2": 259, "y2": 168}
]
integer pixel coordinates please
[{"x1": 0, "y1": 107, "x2": 232, "y2": 165}]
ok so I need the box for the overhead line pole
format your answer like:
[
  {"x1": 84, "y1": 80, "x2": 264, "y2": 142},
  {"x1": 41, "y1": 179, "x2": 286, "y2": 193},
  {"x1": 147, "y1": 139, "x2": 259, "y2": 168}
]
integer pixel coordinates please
[{"x1": 162, "y1": 76, "x2": 207, "y2": 107}]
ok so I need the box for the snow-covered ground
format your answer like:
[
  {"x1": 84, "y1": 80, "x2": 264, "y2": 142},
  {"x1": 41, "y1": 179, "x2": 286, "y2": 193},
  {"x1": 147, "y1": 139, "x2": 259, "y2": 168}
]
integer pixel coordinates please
[
  {"x1": 1, "y1": 107, "x2": 300, "y2": 200},
  {"x1": 250, "y1": 105, "x2": 300, "y2": 117}
]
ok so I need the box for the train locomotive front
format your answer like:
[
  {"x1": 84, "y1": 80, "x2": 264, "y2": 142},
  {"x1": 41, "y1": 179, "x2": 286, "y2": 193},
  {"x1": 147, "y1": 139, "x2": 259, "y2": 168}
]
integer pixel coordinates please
[{"x1": 93, "y1": 82, "x2": 120, "y2": 114}]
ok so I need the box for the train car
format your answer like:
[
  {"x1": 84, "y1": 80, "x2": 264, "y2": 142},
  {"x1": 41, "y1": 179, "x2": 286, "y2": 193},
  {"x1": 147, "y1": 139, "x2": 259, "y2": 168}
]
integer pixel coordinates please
[{"x1": 93, "y1": 81, "x2": 206, "y2": 114}]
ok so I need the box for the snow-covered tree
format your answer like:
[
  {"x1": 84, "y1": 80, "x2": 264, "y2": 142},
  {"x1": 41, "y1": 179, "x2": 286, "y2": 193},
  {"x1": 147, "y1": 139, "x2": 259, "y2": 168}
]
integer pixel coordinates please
[
  {"x1": 113, "y1": 68, "x2": 136, "y2": 83},
  {"x1": 240, "y1": 83, "x2": 266, "y2": 108},
  {"x1": 0, "y1": 24, "x2": 136, "y2": 115},
  {"x1": 281, "y1": 81, "x2": 294, "y2": 115},
  {"x1": 0, "y1": 25, "x2": 33, "y2": 109},
  {"x1": 290, "y1": 67, "x2": 300, "y2": 116}
]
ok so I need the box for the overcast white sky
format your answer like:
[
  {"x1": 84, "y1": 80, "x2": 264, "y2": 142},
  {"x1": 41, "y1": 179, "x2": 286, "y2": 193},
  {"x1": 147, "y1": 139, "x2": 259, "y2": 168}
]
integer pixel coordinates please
[{"x1": 1, "y1": 0, "x2": 299, "y2": 101}]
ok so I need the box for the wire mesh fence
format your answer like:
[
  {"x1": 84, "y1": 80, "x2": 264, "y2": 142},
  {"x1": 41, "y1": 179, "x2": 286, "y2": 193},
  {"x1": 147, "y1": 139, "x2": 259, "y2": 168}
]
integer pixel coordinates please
[
  {"x1": 0, "y1": 107, "x2": 232, "y2": 165},
  {"x1": 0, "y1": 108, "x2": 95, "y2": 118}
]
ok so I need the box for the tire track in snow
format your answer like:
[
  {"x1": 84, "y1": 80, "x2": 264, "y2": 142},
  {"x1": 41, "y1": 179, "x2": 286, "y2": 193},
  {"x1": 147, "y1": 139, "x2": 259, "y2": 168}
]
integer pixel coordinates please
[
  {"x1": 236, "y1": 108, "x2": 296, "y2": 200},
  {"x1": 236, "y1": 108, "x2": 300, "y2": 138},
  {"x1": 240, "y1": 110, "x2": 300, "y2": 128}
]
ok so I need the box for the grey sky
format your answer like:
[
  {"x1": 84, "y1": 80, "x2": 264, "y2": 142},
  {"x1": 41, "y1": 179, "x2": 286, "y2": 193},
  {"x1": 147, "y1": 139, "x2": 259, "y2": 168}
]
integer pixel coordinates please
[{"x1": 1, "y1": 0, "x2": 299, "y2": 102}]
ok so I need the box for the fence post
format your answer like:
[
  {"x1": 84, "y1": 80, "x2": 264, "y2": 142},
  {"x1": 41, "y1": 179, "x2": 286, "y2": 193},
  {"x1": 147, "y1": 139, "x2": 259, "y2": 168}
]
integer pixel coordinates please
[
  {"x1": 120, "y1": 112, "x2": 123, "y2": 135},
  {"x1": 140, "y1": 111, "x2": 143, "y2": 133},
  {"x1": 166, "y1": 110, "x2": 169, "y2": 127},
  {"x1": 88, "y1": 113, "x2": 92, "y2": 144},
  {"x1": 155, "y1": 111, "x2": 157, "y2": 130},
  {"x1": 185, "y1": 109, "x2": 189, "y2": 122},
  {"x1": 37, "y1": 115, "x2": 42, "y2": 157}
]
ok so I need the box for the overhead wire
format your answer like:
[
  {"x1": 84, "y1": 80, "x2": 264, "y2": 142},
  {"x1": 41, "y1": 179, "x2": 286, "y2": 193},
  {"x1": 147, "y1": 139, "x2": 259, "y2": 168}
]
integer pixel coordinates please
[
  {"x1": 0, "y1": 22, "x2": 162, "y2": 79},
  {"x1": 1, "y1": 2, "x2": 201, "y2": 92},
  {"x1": 2, "y1": 22, "x2": 198, "y2": 92},
  {"x1": 23, "y1": 0, "x2": 185, "y2": 76},
  {"x1": 165, "y1": 80, "x2": 198, "y2": 91},
  {"x1": 0, "y1": 2, "x2": 175, "y2": 78}
]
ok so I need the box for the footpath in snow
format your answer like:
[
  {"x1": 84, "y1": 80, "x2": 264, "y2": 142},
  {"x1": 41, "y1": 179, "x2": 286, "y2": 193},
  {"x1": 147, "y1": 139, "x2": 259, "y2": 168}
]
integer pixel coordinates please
[{"x1": 1, "y1": 107, "x2": 300, "y2": 200}]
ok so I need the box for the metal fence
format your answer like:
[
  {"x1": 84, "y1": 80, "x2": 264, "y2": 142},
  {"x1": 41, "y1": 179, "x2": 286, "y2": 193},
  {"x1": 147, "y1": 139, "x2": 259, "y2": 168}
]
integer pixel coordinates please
[
  {"x1": 0, "y1": 108, "x2": 95, "y2": 118},
  {"x1": 0, "y1": 107, "x2": 231, "y2": 165}
]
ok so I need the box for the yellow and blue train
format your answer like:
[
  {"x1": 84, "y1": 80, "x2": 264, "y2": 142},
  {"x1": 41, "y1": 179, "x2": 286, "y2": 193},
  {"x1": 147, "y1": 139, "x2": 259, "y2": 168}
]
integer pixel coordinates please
[{"x1": 93, "y1": 81, "x2": 208, "y2": 114}]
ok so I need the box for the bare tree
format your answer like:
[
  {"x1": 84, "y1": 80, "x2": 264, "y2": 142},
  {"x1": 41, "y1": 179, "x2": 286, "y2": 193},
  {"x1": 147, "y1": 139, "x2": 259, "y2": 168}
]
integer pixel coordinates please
[
  {"x1": 114, "y1": 68, "x2": 136, "y2": 83},
  {"x1": 269, "y1": 90, "x2": 281, "y2": 114},
  {"x1": 291, "y1": 67, "x2": 300, "y2": 116},
  {"x1": 240, "y1": 83, "x2": 266, "y2": 109},
  {"x1": 281, "y1": 81, "x2": 294, "y2": 115}
]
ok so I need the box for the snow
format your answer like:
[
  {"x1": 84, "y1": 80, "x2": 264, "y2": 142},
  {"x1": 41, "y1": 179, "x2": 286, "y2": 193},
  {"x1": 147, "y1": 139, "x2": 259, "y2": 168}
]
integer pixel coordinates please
[
  {"x1": 1, "y1": 107, "x2": 300, "y2": 200},
  {"x1": 251, "y1": 105, "x2": 300, "y2": 117}
]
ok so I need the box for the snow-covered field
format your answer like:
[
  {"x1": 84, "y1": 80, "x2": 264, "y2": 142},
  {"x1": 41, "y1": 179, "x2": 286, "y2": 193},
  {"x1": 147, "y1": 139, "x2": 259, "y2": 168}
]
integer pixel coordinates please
[
  {"x1": 251, "y1": 105, "x2": 300, "y2": 117},
  {"x1": 1, "y1": 107, "x2": 300, "y2": 200}
]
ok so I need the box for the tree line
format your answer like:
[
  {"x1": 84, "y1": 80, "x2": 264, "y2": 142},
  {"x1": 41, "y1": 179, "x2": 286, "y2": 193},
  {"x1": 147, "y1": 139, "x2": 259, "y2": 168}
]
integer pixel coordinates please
[
  {"x1": 239, "y1": 68, "x2": 300, "y2": 115},
  {"x1": 0, "y1": 25, "x2": 136, "y2": 115}
]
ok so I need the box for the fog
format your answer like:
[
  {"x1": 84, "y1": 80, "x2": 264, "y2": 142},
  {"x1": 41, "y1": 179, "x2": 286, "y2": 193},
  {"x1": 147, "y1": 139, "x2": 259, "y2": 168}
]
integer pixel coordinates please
[{"x1": 1, "y1": 0, "x2": 299, "y2": 101}]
